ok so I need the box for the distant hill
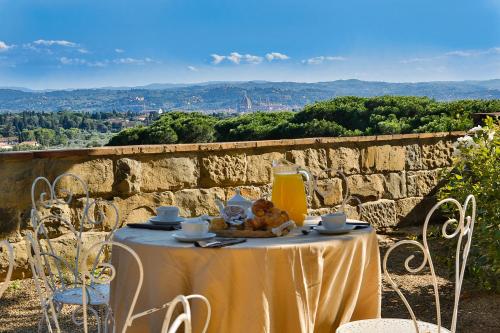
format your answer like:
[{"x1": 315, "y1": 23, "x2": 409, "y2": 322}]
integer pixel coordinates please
[{"x1": 0, "y1": 79, "x2": 499, "y2": 113}]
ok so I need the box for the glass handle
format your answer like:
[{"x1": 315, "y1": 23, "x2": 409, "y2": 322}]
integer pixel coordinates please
[{"x1": 298, "y1": 168, "x2": 313, "y2": 199}]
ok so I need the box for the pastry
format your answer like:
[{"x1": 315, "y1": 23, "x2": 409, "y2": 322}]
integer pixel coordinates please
[
  {"x1": 209, "y1": 217, "x2": 228, "y2": 231},
  {"x1": 244, "y1": 218, "x2": 266, "y2": 230},
  {"x1": 252, "y1": 199, "x2": 274, "y2": 217}
]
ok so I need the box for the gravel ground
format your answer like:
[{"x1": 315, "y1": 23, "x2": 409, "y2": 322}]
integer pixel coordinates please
[{"x1": 0, "y1": 233, "x2": 498, "y2": 332}]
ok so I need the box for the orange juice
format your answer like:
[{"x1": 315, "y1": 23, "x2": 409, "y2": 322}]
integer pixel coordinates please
[{"x1": 271, "y1": 173, "x2": 308, "y2": 225}]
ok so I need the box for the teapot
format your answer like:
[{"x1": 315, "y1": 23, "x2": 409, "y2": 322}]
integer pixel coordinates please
[
  {"x1": 271, "y1": 159, "x2": 312, "y2": 226},
  {"x1": 215, "y1": 189, "x2": 253, "y2": 223}
]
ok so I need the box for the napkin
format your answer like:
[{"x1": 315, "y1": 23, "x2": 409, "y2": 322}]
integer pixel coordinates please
[
  {"x1": 127, "y1": 222, "x2": 180, "y2": 231},
  {"x1": 194, "y1": 238, "x2": 247, "y2": 248}
]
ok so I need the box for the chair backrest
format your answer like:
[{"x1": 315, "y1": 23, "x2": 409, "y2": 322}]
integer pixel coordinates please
[
  {"x1": 25, "y1": 232, "x2": 62, "y2": 333},
  {"x1": 81, "y1": 240, "x2": 211, "y2": 333},
  {"x1": 383, "y1": 194, "x2": 476, "y2": 333},
  {"x1": 0, "y1": 240, "x2": 14, "y2": 299},
  {"x1": 30, "y1": 173, "x2": 119, "y2": 290}
]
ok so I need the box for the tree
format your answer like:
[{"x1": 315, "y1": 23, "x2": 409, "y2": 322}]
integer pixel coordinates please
[{"x1": 34, "y1": 128, "x2": 56, "y2": 147}]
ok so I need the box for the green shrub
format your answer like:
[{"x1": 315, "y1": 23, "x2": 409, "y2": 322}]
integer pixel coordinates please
[
  {"x1": 107, "y1": 96, "x2": 500, "y2": 145},
  {"x1": 215, "y1": 111, "x2": 294, "y2": 141},
  {"x1": 438, "y1": 117, "x2": 500, "y2": 291}
]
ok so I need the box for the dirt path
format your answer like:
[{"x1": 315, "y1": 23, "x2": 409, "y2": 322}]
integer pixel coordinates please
[{"x1": 1, "y1": 233, "x2": 498, "y2": 332}]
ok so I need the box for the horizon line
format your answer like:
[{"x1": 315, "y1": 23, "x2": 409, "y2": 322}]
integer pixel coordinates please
[{"x1": 1, "y1": 77, "x2": 499, "y2": 92}]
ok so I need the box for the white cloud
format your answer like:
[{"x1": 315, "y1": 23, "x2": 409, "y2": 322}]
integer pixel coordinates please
[
  {"x1": 34, "y1": 39, "x2": 77, "y2": 47},
  {"x1": 187, "y1": 65, "x2": 198, "y2": 71},
  {"x1": 59, "y1": 57, "x2": 108, "y2": 67},
  {"x1": 212, "y1": 52, "x2": 263, "y2": 64},
  {"x1": 211, "y1": 54, "x2": 225, "y2": 64},
  {"x1": 0, "y1": 41, "x2": 12, "y2": 52},
  {"x1": 401, "y1": 46, "x2": 500, "y2": 64},
  {"x1": 113, "y1": 57, "x2": 155, "y2": 65},
  {"x1": 77, "y1": 48, "x2": 89, "y2": 54},
  {"x1": 400, "y1": 57, "x2": 436, "y2": 64},
  {"x1": 265, "y1": 52, "x2": 290, "y2": 61},
  {"x1": 227, "y1": 52, "x2": 243, "y2": 64},
  {"x1": 445, "y1": 50, "x2": 473, "y2": 57},
  {"x1": 242, "y1": 54, "x2": 263, "y2": 64},
  {"x1": 115, "y1": 48, "x2": 125, "y2": 53},
  {"x1": 302, "y1": 56, "x2": 346, "y2": 65}
]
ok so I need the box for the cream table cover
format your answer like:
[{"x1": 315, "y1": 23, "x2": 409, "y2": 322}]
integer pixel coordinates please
[{"x1": 110, "y1": 225, "x2": 381, "y2": 333}]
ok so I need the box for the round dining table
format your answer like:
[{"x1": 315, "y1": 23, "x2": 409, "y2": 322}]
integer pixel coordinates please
[{"x1": 110, "y1": 221, "x2": 381, "y2": 333}]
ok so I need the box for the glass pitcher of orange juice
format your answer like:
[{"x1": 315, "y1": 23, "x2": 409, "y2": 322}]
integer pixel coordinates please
[{"x1": 271, "y1": 159, "x2": 312, "y2": 226}]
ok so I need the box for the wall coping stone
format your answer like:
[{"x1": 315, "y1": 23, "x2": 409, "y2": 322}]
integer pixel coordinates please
[{"x1": 0, "y1": 131, "x2": 465, "y2": 161}]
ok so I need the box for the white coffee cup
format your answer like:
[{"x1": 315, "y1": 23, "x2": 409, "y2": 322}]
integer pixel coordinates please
[
  {"x1": 321, "y1": 212, "x2": 347, "y2": 230},
  {"x1": 156, "y1": 206, "x2": 180, "y2": 221},
  {"x1": 181, "y1": 218, "x2": 209, "y2": 236}
]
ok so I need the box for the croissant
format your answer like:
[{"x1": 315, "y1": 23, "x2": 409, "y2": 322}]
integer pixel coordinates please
[{"x1": 252, "y1": 199, "x2": 274, "y2": 216}]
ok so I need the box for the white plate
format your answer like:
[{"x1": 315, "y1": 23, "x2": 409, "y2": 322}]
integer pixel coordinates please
[
  {"x1": 149, "y1": 216, "x2": 184, "y2": 224},
  {"x1": 314, "y1": 225, "x2": 356, "y2": 235},
  {"x1": 172, "y1": 232, "x2": 216, "y2": 242}
]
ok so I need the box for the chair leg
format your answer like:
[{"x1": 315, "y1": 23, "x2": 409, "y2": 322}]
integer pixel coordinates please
[{"x1": 103, "y1": 305, "x2": 115, "y2": 333}]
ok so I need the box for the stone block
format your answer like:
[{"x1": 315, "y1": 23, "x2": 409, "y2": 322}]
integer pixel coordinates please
[
  {"x1": 111, "y1": 192, "x2": 175, "y2": 227},
  {"x1": 309, "y1": 204, "x2": 361, "y2": 220},
  {"x1": 174, "y1": 188, "x2": 226, "y2": 216},
  {"x1": 246, "y1": 152, "x2": 284, "y2": 185},
  {"x1": 361, "y1": 145, "x2": 405, "y2": 172},
  {"x1": 46, "y1": 158, "x2": 115, "y2": 195},
  {"x1": 0, "y1": 159, "x2": 46, "y2": 208},
  {"x1": 421, "y1": 140, "x2": 453, "y2": 169},
  {"x1": 360, "y1": 199, "x2": 397, "y2": 229},
  {"x1": 113, "y1": 158, "x2": 142, "y2": 195},
  {"x1": 0, "y1": 207, "x2": 22, "y2": 236},
  {"x1": 258, "y1": 184, "x2": 273, "y2": 201},
  {"x1": 407, "y1": 170, "x2": 441, "y2": 197},
  {"x1": 395, "y1": 196, "x2": 436, "y2": 225},
  {"x1": 328, "y1": 147, "x2": 360, "y2": 175},
  {"x1": 0, "y1": 239, "x2": 30, "y2": 280},
  {"x1": 33, "y1": 202, "x2": 76, "y2": 238},
  {"x1": 383, "y1": 172, "x2": 407, "y2": 199},
  {"x1": 201, "y1": 154, "x2": 247, "y2": 187},
  {"x1": 286, "y1": 148, "x2": 328, "y2": 178},
  {"x1": 141, "y1": 156, "x2": 199, "y2": 191},
  {"x1": 347, "y1": 174, "x2": 385, "y2": 201},
  {"x1": 312, "y1": 178, "x2": 344, "y2": 207},
  {"x1": 405, "y1": 144, "x2": 422, "y2": 170},
  {"x1": 226, "y1": 186, "x2": 262, "y2": 201}
]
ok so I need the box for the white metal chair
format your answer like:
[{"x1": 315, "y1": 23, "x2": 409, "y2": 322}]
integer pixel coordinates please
[
  {"x1": 81, "y1": 240, "x2": 211, "y2": 333},
  {"x1": 28, "y1": 173, "x2": 119, "y2": 332},
  {"x1": 336, "y1": 194, "x2": 476, "y2": 333},
  {"x1": 0, "y1": 240, "x2": 14, "y2": 299}
]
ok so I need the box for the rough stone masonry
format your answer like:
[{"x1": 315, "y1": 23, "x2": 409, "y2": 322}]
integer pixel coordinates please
[{"x1": 0, "y1": 131, "x2": 462, "y2": 278}]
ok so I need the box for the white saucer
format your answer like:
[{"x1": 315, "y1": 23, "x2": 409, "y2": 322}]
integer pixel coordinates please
[
  {"x1": 149, "y1": 216, "x2": 184, "y2": 225},
  {"x1": 314, "y1": 225, "x2": 356, "y2": 235},
  {"x1": 346, "y1": 218, "x2": 368, "y2": 225},
  {"x1": 172, "y1": 232, "x2": 216, "y2": 242}
]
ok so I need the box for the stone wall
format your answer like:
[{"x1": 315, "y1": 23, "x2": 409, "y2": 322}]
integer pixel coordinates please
[{"x1": 0, "y1": 132, "x2": 462, "y2": 278}]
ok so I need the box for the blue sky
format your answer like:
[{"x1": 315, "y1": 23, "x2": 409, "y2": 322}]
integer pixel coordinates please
[{"x1": 0, "y1": 0, "x2": 499, "y2": 89}]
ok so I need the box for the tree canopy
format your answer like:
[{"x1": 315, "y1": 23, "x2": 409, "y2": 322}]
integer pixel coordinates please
[{"x1": 107, "y1": 96, "x2": 500, "y2": 146}]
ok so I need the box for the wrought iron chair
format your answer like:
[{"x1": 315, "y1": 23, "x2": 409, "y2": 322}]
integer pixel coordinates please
[
  {"x1": 28, "y1": 173, "x2": 119, "y2": 332},
  {"x1": 0, "y1": 240, "x2": 14, "y2": 299},
  {"x1": 336, "y1": 194, "x2": 476, "y2": 333},
  {"x1": 81, "y1": 240, "x2": 211, "y2": 333}
]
